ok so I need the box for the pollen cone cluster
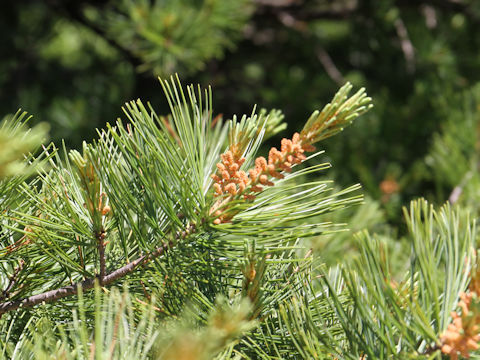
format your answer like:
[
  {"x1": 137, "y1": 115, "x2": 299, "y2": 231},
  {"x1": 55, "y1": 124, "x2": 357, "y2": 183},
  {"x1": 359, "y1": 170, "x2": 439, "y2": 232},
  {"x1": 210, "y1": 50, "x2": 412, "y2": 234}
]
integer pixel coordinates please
[
  {"x1": 211, "y1": 149, "x2": 248, "y2": 198},
  {"x1": 441, "y1": 292, "x2": 480, "y2": 359},
  {"x1": 441, "y1": 264, "x2": 480, "y2": 359},
  {"x1": 210, "y1": 133, "x2": 315, "y2": 224}
]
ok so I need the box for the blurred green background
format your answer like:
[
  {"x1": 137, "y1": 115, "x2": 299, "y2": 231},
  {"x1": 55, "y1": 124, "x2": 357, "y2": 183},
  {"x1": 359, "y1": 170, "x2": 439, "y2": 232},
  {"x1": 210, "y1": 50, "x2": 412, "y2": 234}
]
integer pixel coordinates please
[{"x1": 3, "y1": 0, "x2": 480, "y2": 222}]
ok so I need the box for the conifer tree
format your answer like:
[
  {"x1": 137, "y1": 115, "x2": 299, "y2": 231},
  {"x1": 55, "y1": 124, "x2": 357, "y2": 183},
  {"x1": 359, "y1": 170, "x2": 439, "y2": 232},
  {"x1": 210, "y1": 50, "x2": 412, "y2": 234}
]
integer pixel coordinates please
[{"x1": 1, "y1": 77, "x2": 479, "y2": 359}]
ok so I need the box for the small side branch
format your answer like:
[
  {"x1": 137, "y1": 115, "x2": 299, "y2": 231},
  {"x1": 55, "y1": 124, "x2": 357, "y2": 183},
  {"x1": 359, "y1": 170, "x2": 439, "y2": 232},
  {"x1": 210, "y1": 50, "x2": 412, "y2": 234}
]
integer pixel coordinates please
[
  {"x1": 0, "y1": 244, "x2": 169, "y2": 315},
  {"x1": 96, "y1": 230, "x2": 107, "y2": 284},
  {"x1": 394, "y1": 17, "x2": 415, "y2": 73},
  {"x1": 0, "y1": 260, "x2": 24, "y2": 302},
  {"x1": 315, "y1": 46, "x2": 346, "y2": 86},
  {"x1": 448, "y1": 172, "x2": 473, "y2": 204},
  {"x1": 273, "y1": 9, "x2": 346, "y2": 86}
]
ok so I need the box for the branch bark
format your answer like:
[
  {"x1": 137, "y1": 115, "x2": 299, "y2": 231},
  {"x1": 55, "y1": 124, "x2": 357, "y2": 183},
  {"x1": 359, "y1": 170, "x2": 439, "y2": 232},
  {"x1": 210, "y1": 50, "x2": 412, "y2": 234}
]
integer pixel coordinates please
[
  {"x1": 97, "y1": 230, "x2": 106, "y2": 284},
  {"x1": 0, "y1": 260, "x2": 24, "y2": 303},
  {"x1": 0, "y1": 244, "x2": 169, "y2": 315}
]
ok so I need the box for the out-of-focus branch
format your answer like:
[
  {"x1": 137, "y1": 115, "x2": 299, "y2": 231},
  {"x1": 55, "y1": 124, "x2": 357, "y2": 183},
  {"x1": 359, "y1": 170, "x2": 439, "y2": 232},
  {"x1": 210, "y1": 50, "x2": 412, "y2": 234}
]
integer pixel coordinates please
[
  {"x1": 394, "y1": 17, "x2": 416, "y2": 73},
  {"x1": 421, "y1": 4, "x2": 438, "y2": 29},
  {"x1": 448, "y1": 172, "x2": 473, "y2": 204},
  {"x1": 315, "y1": 47, "x2": 346, "y2": 86},
  {"x1": 44, "y1": 0, "x2": 143, "y2": 70},
  {"x1": 273, "y1": 7, "x2": 346, "y2": 85}
]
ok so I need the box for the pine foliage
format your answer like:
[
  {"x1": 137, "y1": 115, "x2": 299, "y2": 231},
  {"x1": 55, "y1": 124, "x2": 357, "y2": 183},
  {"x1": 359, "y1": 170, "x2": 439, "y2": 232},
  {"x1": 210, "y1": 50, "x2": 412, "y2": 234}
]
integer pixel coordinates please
[
  {"x1": 85, "y1": 0, "x2": 253, "y2": 75},
  {"x1": 426, "y1": 85, "x2": 480, "y2": 211},
  {"x1": 1, "y1": 77, "x2": 480, "y2": 359}
]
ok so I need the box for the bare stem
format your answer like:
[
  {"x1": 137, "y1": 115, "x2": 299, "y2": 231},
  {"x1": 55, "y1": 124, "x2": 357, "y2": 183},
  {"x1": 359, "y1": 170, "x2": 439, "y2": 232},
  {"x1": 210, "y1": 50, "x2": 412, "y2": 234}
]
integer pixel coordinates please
[
  {"x1": 0, "y1": 244, "x2": 169, "y2": 315},
  {"x1": 96, "y1": 230, "x2": 107, "y2": 284},
  {"x1": 0, "y1": 260, "x2": 24, "y2": 303}
]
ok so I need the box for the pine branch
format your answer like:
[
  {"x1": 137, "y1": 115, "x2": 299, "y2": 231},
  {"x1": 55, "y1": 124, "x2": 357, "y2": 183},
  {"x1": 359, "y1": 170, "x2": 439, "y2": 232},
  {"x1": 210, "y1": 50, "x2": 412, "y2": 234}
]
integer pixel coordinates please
[
  {"x1": 315, "y1": 46, "x2": 346, "y2": 86},
  {"x1": 393, "y1": 17, "x2": 415, "y2": 73},
  {"x1": 266, "y1": 6, "x2": 347, "y2": 86},
  {"x1": 0, "y1": 243, "x2": 169, "y2": 315},
  {"x1": 96, "y1": 230, "x2": 107, "y2": 284},
  {"x1": 0, "y1": 110, "x2": 48, "y2": 179},
  {"x1": 0, "y1": 260, "x2": 24, "y2": 303},
  {"x1": 0, "y1": 79, "x2": 374, "y2": 359},
  {"x1": 44, "y1": 0, "x2": 143, "y2": 70}
]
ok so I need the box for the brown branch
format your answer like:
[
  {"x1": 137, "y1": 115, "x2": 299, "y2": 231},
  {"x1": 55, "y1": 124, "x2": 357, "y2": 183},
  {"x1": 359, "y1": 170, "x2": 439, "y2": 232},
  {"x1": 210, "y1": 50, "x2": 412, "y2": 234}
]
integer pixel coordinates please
[
  {"x1": 272, "y1": 9, "x2": 346, "y2": 86},
  {"x1": 421, "y1": 343, "x2": 441, "y2": 356},
  {"x1": 448, "y1": 172, "x2": 473, "y2": 204},
  {"x1": 96, "y1": 230, "x2": 106, "y2": 284},
  {"x1": 421, "y1": 4, "x2": 438, "y2": 29},
  {"x1": 394, "y1": 17, "x2": 416, "y2": 73},
  {"x1": 140, "y1": 280, "x2": 152, "y2": 301},
  {"x1": 315, "y1": 47, "x2": 346, "y2": 86},
  {"x1": 0, "y1": 260, "x2": 24, "y2": 302},
  {"x1": 0, "y1": 244, "x2": 169, "y2": 315}
]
